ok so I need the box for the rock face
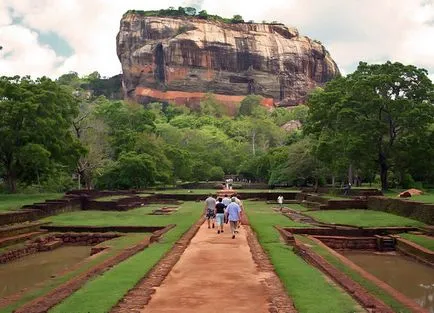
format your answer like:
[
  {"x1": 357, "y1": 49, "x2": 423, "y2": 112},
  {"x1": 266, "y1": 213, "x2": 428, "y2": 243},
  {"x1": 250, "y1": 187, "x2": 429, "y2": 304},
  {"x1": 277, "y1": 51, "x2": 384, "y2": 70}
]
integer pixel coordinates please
[{"x1": 117, "y1": 14, "x2": 340, "y2": 108}]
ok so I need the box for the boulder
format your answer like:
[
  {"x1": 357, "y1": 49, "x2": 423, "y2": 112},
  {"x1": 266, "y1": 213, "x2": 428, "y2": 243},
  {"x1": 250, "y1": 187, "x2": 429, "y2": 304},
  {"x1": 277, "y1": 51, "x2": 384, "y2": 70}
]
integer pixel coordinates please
[{"x1": 117, "y1": 14, "x2": 340, "y2": 110}]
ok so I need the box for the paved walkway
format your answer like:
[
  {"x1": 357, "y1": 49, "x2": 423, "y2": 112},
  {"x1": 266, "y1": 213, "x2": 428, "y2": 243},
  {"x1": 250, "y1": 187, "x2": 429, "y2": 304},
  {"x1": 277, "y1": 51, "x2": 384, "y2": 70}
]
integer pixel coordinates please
[{"x1": 140, "y1": 222, "x2": 271, "y2": 313}]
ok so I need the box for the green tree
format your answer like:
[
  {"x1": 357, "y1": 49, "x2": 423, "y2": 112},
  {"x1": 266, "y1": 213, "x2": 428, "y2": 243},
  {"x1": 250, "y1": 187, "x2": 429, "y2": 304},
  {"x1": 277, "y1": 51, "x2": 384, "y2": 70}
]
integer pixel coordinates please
[
  {"x1": 0, "y1": 76, "x2": 82, "y2": 192},
  {"x1": 95, "y1": 100, "x2": 155, "y2": 157},
  {"x1": 269, "y1": 137, "x2": 326, "y2": 187},
  {"x1": 96, "y1": 152, "x2": 157, "y2": 189},
  {"x1": 197, "y1": 10, "x2": 208, "y2": 19},
  {"x1": 305, "y1": 61, "x2": 434, "y2": 190},
  {"x1": 238, "y1": 95, "x2": 262, "y2": 116},
  {"x1": 231, "y1": 14, "x2": 244, "y2": 23},
  {"x1": 184, "y1": 7, "x2": 196, "y2": 16}
]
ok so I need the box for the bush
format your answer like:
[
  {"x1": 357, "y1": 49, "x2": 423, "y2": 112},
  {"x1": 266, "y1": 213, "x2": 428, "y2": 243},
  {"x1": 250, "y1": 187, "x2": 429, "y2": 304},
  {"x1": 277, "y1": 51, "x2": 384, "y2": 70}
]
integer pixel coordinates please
[{"x1": 208, "y1": 166, "x2": 225, "y2": 180}]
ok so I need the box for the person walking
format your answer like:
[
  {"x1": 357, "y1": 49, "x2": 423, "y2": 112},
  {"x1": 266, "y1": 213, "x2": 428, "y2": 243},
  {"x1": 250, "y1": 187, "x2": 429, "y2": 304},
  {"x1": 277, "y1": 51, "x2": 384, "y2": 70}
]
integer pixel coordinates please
[
  {"x1": 226, "y1": 197, "x2": 241, "y2": 239},
  {"x1": 222, "y1": 194, "x2": 231, "y2": 207},
  {"x1": 233, "y1": 194, "x2": 243, "y2": 231},
  {"x1": 215, "y1": 197, "x2": 226, "y2": 234},
  {"x1": 204, "y1": 195, "x2": 216, "y2": 229},
  {"x1": 277, "y1": 195, "x2": 284, "y2": 211}
]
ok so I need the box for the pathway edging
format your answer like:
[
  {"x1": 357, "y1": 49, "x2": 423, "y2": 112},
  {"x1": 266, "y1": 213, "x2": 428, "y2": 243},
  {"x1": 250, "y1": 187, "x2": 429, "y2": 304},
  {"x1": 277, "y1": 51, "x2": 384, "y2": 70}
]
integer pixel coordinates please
[{"x1": 110, "y1": 217, "x2": 205, "y2": 313}]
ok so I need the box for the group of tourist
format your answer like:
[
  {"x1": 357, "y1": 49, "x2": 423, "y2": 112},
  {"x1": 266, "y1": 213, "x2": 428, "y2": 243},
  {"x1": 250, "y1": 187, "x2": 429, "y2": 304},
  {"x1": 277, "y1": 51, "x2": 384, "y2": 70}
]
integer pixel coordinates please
[{"x1": 204, "y1": 194, "x2": 243, "y2": 239}]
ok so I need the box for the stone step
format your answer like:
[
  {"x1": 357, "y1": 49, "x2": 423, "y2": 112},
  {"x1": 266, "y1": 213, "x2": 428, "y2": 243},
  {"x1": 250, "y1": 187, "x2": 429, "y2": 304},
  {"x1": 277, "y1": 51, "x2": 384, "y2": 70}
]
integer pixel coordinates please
[
  {"x1": 40, "y1": 240, "x2": 63, "y2": 251},
  {"x1": 0, "y1": 231, "x2": 46, "y2": 248}
]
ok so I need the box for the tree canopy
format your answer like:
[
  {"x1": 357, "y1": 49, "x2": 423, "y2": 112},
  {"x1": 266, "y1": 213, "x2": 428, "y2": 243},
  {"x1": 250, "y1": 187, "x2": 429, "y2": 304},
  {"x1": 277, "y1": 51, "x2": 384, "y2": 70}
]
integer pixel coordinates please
[
  {"x1": 1, "y1": 60, "x2": 433, "y2": 192},
  {"x1": 305, "y1": 61, "x2": 434, "y2": 190},
  {"x1": 0, "y1": 76, "x2": 83, "y2": 192}
]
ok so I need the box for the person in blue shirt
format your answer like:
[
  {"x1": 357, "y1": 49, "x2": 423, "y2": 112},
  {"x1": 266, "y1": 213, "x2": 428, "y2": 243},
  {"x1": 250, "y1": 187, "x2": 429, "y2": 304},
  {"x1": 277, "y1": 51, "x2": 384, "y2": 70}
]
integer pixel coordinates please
[{"x1": 226, "y1": 197, "x2": 241, "y2": 239}]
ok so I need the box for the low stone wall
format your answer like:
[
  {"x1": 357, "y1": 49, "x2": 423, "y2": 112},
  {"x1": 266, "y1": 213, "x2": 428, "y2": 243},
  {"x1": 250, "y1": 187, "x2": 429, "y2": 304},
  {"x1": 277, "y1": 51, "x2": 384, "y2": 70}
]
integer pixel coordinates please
[
  {"x1": 325, "y1": 199, "x2": 367, "y2": 210},
  {"x1": 0, "y1": 198, "x2": 81, "y2": 226},
  {"x1": 54, "y1": 232, "x2": 120, "y2": 245},
  {"x1": 284, "y1": 227, "x2": 419, "y2": 237},
  {"x1": 66, "y1": 189, "x2": 139, "y2": 199},
  {"x1": 0, "y1": 210, "x2": 42, "y2": 226},
  {"x1": 313, "y1": 235, "x2": 377, "y2": 250},
  {"x1": 296, "y1": 192, "x2": 368, "y2": 210},
  {"x1": 41, "y1": 225, "x2": 168, "y2": 233},
  {"x1": 301, "y1": 187, "x2": 383, "y2": 197},
  {"x1": 0, "y1": 222, "x2": 44, "y2": 239},
  {"x1": 367, "y1": 196, "x2": 434, "y2": 225},
  {"x1": 306, "y1": 195, "x2": 329, "y2": 205},
  {"x1": 0, "y1": 245, "x2": 39, "y2": 264},
  {"x1": 0, "y1": 232, "x2": 120, "y2": 264},
  {"x1": 84, "y1": 200, "x2": 119, "y2": 211},
  {"x1": 395, "y1": 237, "x2": 434, "y2": 265}
]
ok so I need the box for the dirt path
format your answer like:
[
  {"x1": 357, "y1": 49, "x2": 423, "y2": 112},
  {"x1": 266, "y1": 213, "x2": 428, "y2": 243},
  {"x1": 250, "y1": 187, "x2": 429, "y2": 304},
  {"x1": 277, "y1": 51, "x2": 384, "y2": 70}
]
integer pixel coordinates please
[{"x1": 140, "y1": 222, "x2": 288, "y2": 313}]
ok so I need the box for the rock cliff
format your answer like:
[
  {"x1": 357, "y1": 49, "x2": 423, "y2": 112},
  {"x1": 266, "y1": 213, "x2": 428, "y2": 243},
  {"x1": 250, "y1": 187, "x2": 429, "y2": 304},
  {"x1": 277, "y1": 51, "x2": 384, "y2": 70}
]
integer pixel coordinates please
[{"x1": 117, "y1": 14, "x2": 340, "y2": 108}]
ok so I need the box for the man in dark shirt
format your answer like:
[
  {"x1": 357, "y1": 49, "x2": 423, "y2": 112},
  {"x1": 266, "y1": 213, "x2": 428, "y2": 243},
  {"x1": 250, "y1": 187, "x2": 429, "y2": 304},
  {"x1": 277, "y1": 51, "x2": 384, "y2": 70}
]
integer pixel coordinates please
[{"x1": 215, "y1": 197, "x2": 226, "y2": 234}]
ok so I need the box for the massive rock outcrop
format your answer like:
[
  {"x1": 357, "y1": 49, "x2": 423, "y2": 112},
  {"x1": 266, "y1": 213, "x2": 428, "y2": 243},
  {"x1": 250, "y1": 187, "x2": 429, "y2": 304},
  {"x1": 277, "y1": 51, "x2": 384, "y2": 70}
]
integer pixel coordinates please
[{"x1": 117, "y1": 13, "x2": 340, "y2": 108}]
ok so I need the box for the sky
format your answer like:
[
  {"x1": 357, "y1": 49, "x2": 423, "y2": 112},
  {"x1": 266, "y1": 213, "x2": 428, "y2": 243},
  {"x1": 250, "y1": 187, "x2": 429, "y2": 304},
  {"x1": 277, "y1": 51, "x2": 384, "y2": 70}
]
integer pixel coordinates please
[{"x1": 1, "y1": 0, "x2": 433, "y2": 81}]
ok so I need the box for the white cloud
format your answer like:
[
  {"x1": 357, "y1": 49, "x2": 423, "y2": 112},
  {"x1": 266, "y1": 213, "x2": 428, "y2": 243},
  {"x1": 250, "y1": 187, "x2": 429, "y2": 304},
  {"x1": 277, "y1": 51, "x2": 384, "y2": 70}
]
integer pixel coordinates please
[
  {"x1": 0, "y1": 24, "x2": 63, "y2": 77},
  {"x1": 0, "y1": 0, "x2": 433, "y2": 78}
]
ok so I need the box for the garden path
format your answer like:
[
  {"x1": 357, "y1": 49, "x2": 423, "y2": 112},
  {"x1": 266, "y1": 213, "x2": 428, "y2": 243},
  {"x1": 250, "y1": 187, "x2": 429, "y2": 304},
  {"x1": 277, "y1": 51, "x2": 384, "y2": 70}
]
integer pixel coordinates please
[{"x1": 140, "y1": 222, "x2": 272, "y2": 313}]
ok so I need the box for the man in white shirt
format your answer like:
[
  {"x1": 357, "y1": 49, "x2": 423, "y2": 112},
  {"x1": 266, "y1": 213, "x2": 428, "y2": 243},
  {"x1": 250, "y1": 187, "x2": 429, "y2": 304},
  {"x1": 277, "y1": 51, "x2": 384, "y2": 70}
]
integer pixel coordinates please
[
  {"x1": 226, "y1": 197, "x2": 241, "y2": 239},
  {"x1": 277, "y1": 195, "x2": 284, "y2": 211},
  {"x1": 222, "y1": 194, "x2": 231, "y2": 207}
]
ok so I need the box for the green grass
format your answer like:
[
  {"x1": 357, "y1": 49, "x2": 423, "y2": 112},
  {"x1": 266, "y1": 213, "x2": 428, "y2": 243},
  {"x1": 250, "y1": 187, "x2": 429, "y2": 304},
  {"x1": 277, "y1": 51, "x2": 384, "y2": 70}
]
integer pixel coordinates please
[
  {"x1": 399, "y1": 233, "x2": 434, "y2": 251},
  {"x1": 383, "y1": 189, "x2": 434, "y2": 204},
  {"x1": 245, "y1": 201, "x2": 363, "y2": 313},
  {"x1": 296, "y1": 235, "x2": 412, "y2": 313},
  {"x1": 42, "y1": 203, "x2": 191, "y2": 227},
  {"x1": 93, "y1": 195, "x2": 132, "y2": 201},
  {"x1": 0, "y1": 234, "x2": 147, "y2": 313},
  {"x1": 48, "y1": 202, "x2": 202, "y2": 313},
  {"x1": 0, "y1": 193, "x2": 62, "y2": 212},
  {"x1": 322, "y1": 194, "x2": 349, "y2": 200},
  {"x1": 305, "y1": 209, "x2": 424, "y2": 227},
  {"x1": 286, "y1": 203, "x2": 312, "y2": 212}
]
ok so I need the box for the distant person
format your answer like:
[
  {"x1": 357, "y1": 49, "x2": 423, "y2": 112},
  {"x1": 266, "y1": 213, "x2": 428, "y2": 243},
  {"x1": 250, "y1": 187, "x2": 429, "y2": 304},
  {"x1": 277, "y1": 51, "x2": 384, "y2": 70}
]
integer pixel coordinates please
[
  {"x1": 226, "y1": 197, "x2": 241, "y2": 239},
  {"x1": 344, "y1": 183, "x2": 352, "y2": 196},
  {"x1": 233, "y1": 194, "x2": 244, "y2": 231},
  {"x1": 277, "y1": 195, "x2": 284, "y2": 211},
  {"x1": 204, "y1": 195, "x2": 216, "y2": 229},
  {"x1": 215, "y1": 197, "x2": 226, "y2": 234},
  {"x1": 222, "y1": 194, "x2": 231, "y2": 207}
]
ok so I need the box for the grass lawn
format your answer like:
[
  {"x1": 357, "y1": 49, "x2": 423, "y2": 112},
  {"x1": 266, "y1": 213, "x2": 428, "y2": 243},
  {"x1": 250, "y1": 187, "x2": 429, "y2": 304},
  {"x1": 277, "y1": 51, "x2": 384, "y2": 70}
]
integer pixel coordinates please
[
  {"x1": 93, "y1": 195, "x2": 133, "y2": 201},
  {"x1": 286, "y1": 203, "x2": 312, "y2": 212},
  {"x1": 296, "y1": 235, "x2": 412, "y2": 313},
  {"x1": 305, "y1": 209, "x2": 424, "y2": 227},
  {"x1": 383, "y1": 190, "x2": 434, "y2": 204},
  {"x1": 0, "y1": 233, "x2": 147, "y2": 313},
  {"x1": 399, "y1": 233, "x2": 434, "y2": 251},
  {"x1": 0, "y1": 193, "x2": 62, "y2": 212},
  {"x1": 42, "y1": 203, "x2": 194, "y2": 227},
  {"x1": 245, "y1": 201, "x2": 364, "y2": 313},
  {"x1": 48, "y1": 201, "x2": 202, "y2": 313},
  {"x1": 322, "y1": 194, "x2": 349, "y2": 200}
]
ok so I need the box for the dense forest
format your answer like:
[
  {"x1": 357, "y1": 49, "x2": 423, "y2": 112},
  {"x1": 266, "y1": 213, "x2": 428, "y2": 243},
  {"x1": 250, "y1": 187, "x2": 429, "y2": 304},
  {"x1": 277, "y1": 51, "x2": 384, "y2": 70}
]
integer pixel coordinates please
[{"x1": 0, "y1": 61, "x2": 433, "y2": 193}]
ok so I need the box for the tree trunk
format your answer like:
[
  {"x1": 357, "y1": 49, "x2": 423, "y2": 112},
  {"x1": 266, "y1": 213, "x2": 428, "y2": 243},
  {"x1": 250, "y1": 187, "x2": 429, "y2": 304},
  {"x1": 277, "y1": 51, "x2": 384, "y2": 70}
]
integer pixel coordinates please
[
  {"x1": 348, "y1": 163, "x2": 353, "y2": 185},
  {"x1": 314, "y1": 177, "x2": 319, "y2": 193},
  {"x1": 252, "y1": 131, "x2": 256, "y2": 156},
  {"x1": 379, "y1": 153, "x2": 388, "y2": 191},
  {"x1": 331, "y1": 175, "x2": 335, "y2": 188},
  {"x1": 6, "y1": 170, "x2": 17, "y2": 193}
]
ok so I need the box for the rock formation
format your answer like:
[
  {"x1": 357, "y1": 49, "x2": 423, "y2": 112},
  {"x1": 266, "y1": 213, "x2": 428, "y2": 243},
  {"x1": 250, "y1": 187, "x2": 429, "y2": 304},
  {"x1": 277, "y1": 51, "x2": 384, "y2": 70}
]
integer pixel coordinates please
[{"x1": 117, "y1": 13, "x2": 340, "y2": 108}]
